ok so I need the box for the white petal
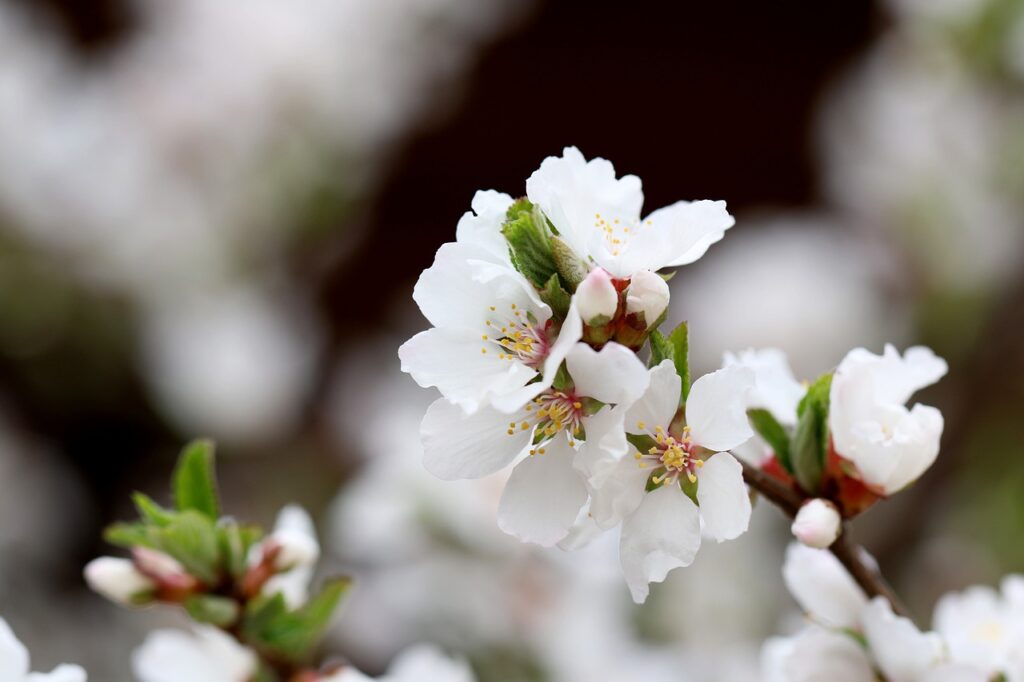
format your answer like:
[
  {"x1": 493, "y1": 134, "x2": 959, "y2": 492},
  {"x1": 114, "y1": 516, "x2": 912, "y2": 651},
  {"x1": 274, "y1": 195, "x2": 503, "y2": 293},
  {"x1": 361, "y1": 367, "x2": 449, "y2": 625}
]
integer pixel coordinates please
[
  {"x1": 722, "y1": 347, "x2": 804, "y2": 426},
  {"x1": 399, "y1": 328, "x2": 537, "y2": 414},
  {"x1": 526, "y1": 146, "x2": 643, "y2": 269},
  {"x1": 421, "y1": 399, "x2": 530, "y2": 480},
  {"x1": 0, "y1": 618, "x2": 30, "y2": 679},
  {"x1": 579, "y1": 448, "x2": 649, "y2": 529},
  {"x1": 454, "y1": 189, "x2": 514, "y2": 262},
  {"x1": 685, "y1": 365, "x2": 755, "y2": 451},
  {"x1": 863, "y1": 597, "x2": 945, "y2": 682},
  {"x1": 497, "y1": 437, "x2": 588, "y2": 546},
  {"x1": 839, "y1": 403, "x2": 943, "y2": 493},
  {"x1": 617, "y1": 199, "x2": 734, "y2": 273},
  {"x1": 695, "y1": 452, "x2": 751, "y2": 542},
  {"x1": 133, "y1": 627, "x2": 256, "y2": 682},
  {"x1": 27, "y1": 666, "x2": 88, "y2": 682},
  {"x1": 580, "y1": 403, "x2": 630, "y2": 461},
  {"x1": 388, "y1": 645, "x2": 475, "y2": 682},
  {"x1": 921, "y1": 664, "x2": 991, "y2": 682},
  {"x1": 782, "y1": 543, "x2": 868, "y2": 629},
  {"x1": 619, "y1": 485, "x2": 701, "y2": 603},
  {"x1": 764, "y1": 628, "x2": 875, "y2": 682},
  {"x1": 565, "y1": 341, "x2": 649, "y2": 405},
  {"x1": 625, "y1": 361, "x2": 681, "y2": 435}
]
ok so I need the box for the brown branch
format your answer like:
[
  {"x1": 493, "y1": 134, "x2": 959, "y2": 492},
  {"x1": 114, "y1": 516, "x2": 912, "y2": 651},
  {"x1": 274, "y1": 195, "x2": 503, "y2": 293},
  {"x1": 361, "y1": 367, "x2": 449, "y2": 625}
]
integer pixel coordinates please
[{"x1": 739, "y1": 459, "x2": 913, "y2": 619}]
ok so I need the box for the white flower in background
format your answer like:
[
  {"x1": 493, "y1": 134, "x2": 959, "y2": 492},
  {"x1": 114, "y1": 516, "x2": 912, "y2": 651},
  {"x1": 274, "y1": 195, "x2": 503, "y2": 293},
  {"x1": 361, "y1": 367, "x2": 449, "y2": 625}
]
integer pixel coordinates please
[
  {"x1": 525, "y1": 146, "x2": 735, "y2": 279},
  {"x1": 326, "y1": 646, "x2": 475, "y2": 682},
  {"x1": 0, "y1": 618, "x2": 86, "y2": 682},
  {"x1": 421, "y1": 341, "x2": 648, "y2": 547},
  {"x1": 581, "y1": 360, "x2": 755, "y2": 602},
  {"x1": 830, "y1": 344, "x2": 948, "y2": 494},
  {"x1": 400, "y1": 234, "x2": 583, "y2": 415},
  {"x1": 83, "y1": 557, "x2": 156, "y2": 606},
  {"x1": 933, "y1": 576, "x2": 1024, "y2": 680},
  {"x1": 672, "y1": 217, "x2": 904, "y2": 380},
  {"x1": 791, "y1": 499, "x2": 842, "y2": 549},
  {"x1": 133, "y1": 626, "x2": 257, "y2": 682},
  {"x1": 251, "y1": 505, "x2": 321, "y2": 608},
  {"x1": 772, "y1": 543, "x2": 991, "y2": 681}
]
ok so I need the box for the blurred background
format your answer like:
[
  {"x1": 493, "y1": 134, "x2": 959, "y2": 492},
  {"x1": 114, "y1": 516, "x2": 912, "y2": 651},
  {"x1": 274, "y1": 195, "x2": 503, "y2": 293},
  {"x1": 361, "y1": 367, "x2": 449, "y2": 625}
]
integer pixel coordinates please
[{"x1": 0, "y1": 0, "x2": 1022, "y2": 679}]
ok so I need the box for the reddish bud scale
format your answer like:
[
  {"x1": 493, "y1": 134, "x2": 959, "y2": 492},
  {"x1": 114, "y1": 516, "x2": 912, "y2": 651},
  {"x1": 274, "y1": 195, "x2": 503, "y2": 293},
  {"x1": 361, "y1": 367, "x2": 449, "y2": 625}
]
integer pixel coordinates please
[
  {"x1": 581, "y1": 276, "x2": 650, "y2": 351},
  {"x1": 241, "y1": 542, "x2": 283, "y2": 598},
  {"x1": 821, "y1": 446, "x2": 885, "y2": 518}
]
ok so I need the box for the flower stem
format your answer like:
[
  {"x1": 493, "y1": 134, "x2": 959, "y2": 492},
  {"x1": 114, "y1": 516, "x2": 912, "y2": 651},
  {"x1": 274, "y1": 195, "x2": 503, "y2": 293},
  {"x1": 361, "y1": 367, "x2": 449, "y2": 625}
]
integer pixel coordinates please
[{"x1": 739, "y1": 459, "x2": 912, "y2": 619}]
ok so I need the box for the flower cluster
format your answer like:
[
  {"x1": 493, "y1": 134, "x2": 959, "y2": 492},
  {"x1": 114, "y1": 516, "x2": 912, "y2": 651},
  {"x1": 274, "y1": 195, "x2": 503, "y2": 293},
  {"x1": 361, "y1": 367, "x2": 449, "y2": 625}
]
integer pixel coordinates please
[
  {"x1": 765, "y1": 543, "x2": 1024, "y2": 681},
  {"x1": 400, "y1": 148, "x2": 952, "y2": 602}
]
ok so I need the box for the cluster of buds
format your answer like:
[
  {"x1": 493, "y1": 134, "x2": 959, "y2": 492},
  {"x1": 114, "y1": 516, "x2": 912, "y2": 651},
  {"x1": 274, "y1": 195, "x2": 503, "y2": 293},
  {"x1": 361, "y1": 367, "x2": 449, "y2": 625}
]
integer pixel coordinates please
[{"x1": 576, "y1": 267, "x2": 669, "y2": 349}]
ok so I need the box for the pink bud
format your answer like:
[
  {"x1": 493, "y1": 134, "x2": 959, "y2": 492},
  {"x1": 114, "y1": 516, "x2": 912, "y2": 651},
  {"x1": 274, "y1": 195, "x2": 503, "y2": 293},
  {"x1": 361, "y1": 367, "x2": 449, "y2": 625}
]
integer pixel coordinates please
[
  {"x1": 576, "y1": 268, "x2": 618, "y2": 323},
  {"x1": 791, "y1": 498, "x2": 842, "y2": 549}
]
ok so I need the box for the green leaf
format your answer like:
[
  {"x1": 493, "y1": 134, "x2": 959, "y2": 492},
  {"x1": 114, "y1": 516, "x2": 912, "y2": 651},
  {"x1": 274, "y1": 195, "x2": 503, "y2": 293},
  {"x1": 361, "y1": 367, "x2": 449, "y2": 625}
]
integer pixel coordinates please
[
  {"x1": 185, "y1": 594, "x2": 240, "y2": 627},
  {"x1": 153, "y1": 511, "x2": 221, "y2": 584},
  {"x1": 550, "y1": 236, "x2": 588, "y2": 291},
  {"x1": 501, "y1": 199, "x2": 557, "y2": 289},
  {"x1": 104, "y1": 522, "x2": 159, "y2": 550},
  {"x1": 668, "y1": 322, "x2": 690, "y2": 401},
  {"x1": 648, "y1": 330, "x2": 673, "y2": 367},
  {"x1": 539, "y1": 274, "x2": 572, "y2": 320},
  {"x1": 243, "y1": 578, "x2": 352, "y2": 662},
  {"x1": 747, "y1": 409, "x2": 792, "y2": 473},
  {"x1": 219, "y1": 522, "x2": 264, "y2": 581},
  {"x1": 791, "y1": 373, "x2": 833, "y2": 494},
  {"x1": 173, "y1": 439, "x2": 220, "y2": 520},
  {"x1": 132, "y1": 492, "x2": 175, "y2": 527}
]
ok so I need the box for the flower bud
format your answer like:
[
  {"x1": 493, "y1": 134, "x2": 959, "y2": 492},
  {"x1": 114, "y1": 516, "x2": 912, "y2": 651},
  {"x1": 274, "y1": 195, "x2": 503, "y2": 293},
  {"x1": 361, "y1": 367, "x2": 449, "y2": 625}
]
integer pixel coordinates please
[
  {"x1": 576, "y1": 268, "x2": 618, "y2": 324},
  {"x1": 625, "y1": 270, "x2": 670, "y2": 328},
  {"x1": 791, "y1": 498, "x2": 842, "y2": 549},
  {"x1": 84, "y1": 557, "x2": 156, "y2": 606},
  {"x1": 133, "y1": 547, "x2": 200, "y2": 600},
  {"x1": 268, "y1": 527, "x2": 320, "y2": 572}
]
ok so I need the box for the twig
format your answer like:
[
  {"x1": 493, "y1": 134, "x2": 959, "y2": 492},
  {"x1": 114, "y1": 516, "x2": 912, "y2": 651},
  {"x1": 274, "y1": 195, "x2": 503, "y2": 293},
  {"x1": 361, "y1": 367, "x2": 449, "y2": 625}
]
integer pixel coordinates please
[{"x1": 739, "y1": 459, "x2": 913, "y2": 619}]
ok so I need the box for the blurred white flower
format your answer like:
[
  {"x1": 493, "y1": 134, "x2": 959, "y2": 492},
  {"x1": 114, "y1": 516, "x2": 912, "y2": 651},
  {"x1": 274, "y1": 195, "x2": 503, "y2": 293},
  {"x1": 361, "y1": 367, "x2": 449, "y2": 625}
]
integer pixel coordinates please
[
  {"x1": 671, "y1": 217, "x2": 903, "y2": 380},
  {"x1": 140, "y1": 286, "x2": 321, "y2": 445},
  {"x1": 933, "y1": 576, "x2": 1024, "y2": 679},
  {"x1": 252, "y1": 505, "x2": 321, "y2": 609},
  {"x1": 133, "y1": 626, "x2": 257, "y2": 682},
  {"x1": 327, "y1": 646, "x2": 474, "y2": 682},
  {"x1": 83, "y1": 558, "x2": 156, "y2": 607},
  {"x1": 0, "y1": 617, "x2": 86, "y2": 682},
  {"x1": 829, "y1": 344, "x2": 947, "y2": 493}
]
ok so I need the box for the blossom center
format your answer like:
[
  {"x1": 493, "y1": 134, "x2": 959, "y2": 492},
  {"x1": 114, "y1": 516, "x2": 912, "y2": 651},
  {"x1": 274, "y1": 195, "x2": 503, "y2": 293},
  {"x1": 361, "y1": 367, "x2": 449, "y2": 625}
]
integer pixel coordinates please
[
  {"x1": 505, "y1": 390, "x2": 586, "y2": 450},
  {"x1": 482, "y1": 304, "x2": 549, "y2": 369},
  {"x1": 592, "y1": 211, "x2": 652, "y2": 257},
  {"x1": 634, "y1": 423, "x2": 703, "y2": 486}
]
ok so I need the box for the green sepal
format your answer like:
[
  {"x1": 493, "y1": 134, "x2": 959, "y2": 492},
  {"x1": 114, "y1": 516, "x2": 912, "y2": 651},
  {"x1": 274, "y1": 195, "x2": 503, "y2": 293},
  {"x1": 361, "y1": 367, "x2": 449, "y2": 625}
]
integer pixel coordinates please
[
  {"x1": 152, "y1": 511, "x2": 222, "y2": 584},
  {"x1": 747, "y1": 409, "x2": 792, "y2": 473},
  {"x1": 219, "y1": 522, "x2": 264, "y2": 581},
  {"x1": 579, "y1": 397, "x2": 605, "y2": 416},
  {"x1": 791, "y1": 373, "x2": 833, "y2": 494},
  {"x1": 132, "y1": 492, "x2": 175, "y2": 527},
  {"x1": 242, "y1": 577, "x2": 352, "y2": 662},
  {"x1": 552, "y1": 363, "x2": 573, "y2": 392},
  {"x1": 626, "y1": 433, "x2": 658, "y2": 454},
  {"x1": 185, "y1": 594, "x2": 240, "y2": 627},
  {"x1": 501, "y1": 199, "x2": 558, "y2": 290},
  {"x1": 539, "y1": 274, "x2": 572, "y2": 320},
  {"x1": 645, "y1": 470, "x2": 667, "y2": 492},
  {"x1": 173, "y1": 439, "x2": 220, "y2": 520},
  {"x1": 668, "y1": 322, "x2": 690, "y2": 401},
  {"x1": 680, "y1": 472, "x2": 699, "y2": 505},
  {"x1": 550, "y1": 236, "x2": 588, "y2": 291}
]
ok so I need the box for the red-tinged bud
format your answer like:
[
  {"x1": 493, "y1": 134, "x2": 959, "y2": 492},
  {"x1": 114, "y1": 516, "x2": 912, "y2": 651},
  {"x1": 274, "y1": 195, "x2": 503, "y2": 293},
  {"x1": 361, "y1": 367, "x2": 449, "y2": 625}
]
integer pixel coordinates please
[
  {"x1": 822, "y1": 447, "x2": 885, "y2": 518},
  {"x1": 132, "y1": 547, "x2": 201, "y2": 602}
]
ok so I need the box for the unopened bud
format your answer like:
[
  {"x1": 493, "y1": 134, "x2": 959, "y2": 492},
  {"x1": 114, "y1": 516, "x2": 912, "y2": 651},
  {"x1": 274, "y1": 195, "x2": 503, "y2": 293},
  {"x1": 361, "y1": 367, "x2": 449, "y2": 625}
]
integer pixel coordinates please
[
  {"x1": 84, "y1": 557, "x2": 156, "y2": 606},
  {"x1": 625, "y1": 270, "x2": 670, "y2": 329},
  {"x1": 791, "y1": 498, "x2": 842, "y2": 549},
  {"x1": 576, "y1": 268, "x2": 618, "y2": 324},
  {"x1": 268, "y1": 528, "x2": 320, "y2": 572},
  {"x1": 132, "y1": 547, "x2": 200, "y2": 600}
]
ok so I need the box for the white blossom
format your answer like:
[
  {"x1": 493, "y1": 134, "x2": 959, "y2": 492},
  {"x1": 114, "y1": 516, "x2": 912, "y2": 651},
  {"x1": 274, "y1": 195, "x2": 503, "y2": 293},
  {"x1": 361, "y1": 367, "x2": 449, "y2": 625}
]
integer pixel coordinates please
[
  {"x1": 830, "y1": 344, "x2": 948, "y2": 493},
  {"x1": 400, "y1": 192, "x2": 584, "y2": 415},
  {"x1": 325, "y1": 646, "x2": 475, "y2": 682},
  {"x1": 933, "y1": 576, "x2": 1024, "y2": 680},
  {"x1": 525, "y1": 146, "x2": 735, "y2": 279},
  {"x1": 580, "y1": 360, "x2": 755, "y2": 602},
  {"x1": 0, "y1": 618, "x2": 86, "y2": 682},
  {"x1": 575, "y1": 268, "x2": 619, "y2": 323},
  {"x1": 252, "y1": 505, "x2": 321, "y2": 608},
  {"x1": 133, "y1": 626, "x2": 257, "y2": 682},
  {"x1": 791, "y1": 499, "x2": 842, "y2": 549},
  {"x1": 420, "y1": 341, "x2": 649, "y2": 547}
]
